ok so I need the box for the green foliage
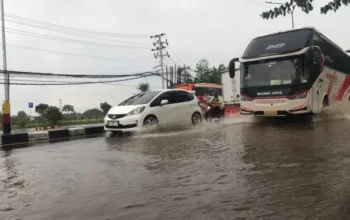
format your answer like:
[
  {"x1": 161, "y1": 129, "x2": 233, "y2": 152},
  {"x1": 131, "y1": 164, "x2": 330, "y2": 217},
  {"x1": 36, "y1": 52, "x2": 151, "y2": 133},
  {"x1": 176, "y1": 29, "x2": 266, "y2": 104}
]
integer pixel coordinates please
[
  {"x1": 12, "y1": 111, "x2": 30, "y2": 128},
  {"x1": 43, "y1": 106, "x2": 62, "y2": 125},
  {"x1": 194, "y1": 59, "x2": 225, "y2": 84},
  {"x1": 182, "y1": 72, "x2": 193, "y2": 83},
  {"x1": 35, "y1": 103, "x2": 49, "y2": 115},
  {"x1": 100, "y1": 102, "x2": 112, "y2": 115},
  {"x1": 137, "y1": 82, "x2": 149, "y2": 92},
  {"x1": 261, "y1": 0, "x2": 350, "y2": 20},
  {"x1": 5, "y1": 103, "x2": 108, "y2": 130},
  {"x1": 83, "y1": 108, "x2": 104, "y2": 119},
  {"x1": 62, "y1": 104, "x2": 75, "y2": 114},
  {"x1": 17, "y1": 111, "x2": 27, "y2": 118}
]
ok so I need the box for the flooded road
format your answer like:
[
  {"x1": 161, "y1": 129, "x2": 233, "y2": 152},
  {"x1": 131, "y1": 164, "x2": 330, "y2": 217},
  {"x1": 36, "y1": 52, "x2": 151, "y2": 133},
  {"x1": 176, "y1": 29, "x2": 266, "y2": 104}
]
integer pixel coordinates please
[{"x1": 1, "y1": 113, "x2": 350, "y2": 220}]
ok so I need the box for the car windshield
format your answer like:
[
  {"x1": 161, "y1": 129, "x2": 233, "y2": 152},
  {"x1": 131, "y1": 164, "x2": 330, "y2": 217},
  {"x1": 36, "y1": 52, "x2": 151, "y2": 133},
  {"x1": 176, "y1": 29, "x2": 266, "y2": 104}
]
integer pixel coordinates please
[
  {"x1": 118, "y1": 91, "x2": 162, "y2": 106},
  {"x1": 241, "y1": 56, "x2": 306, "y2": 88},
  {"x1": 243, "y1": 29, "x2": 312, "y2": 58},
  {"x1": 193, "y1": 87, "x2": 222, "y2": 96}
]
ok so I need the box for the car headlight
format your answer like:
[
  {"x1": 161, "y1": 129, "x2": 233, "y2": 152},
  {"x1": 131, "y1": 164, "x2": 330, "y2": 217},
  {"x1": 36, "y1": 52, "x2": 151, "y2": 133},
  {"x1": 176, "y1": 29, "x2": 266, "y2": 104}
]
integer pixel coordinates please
[
  {"x1": 127, "y1": 106, "x2": 145, "y2": 116},
  {"x1": 288, "y1": 91, "x2": 308, "y2": 100}
]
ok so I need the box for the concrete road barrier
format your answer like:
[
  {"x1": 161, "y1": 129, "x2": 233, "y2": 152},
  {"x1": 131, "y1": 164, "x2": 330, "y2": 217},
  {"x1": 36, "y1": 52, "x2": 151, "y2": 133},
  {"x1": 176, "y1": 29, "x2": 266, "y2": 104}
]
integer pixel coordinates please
[
  {"x1": 28, "y1": 131, "x2": 49, "y2": 142},
  {"x1": 68, "y1": 127, "x2": 86, "y2": 136},
  {"x1": 0, "y1": 125, "x2": 105, "y2": 149},
  {"x1": 2, "y1": 133, "x2": 29, "y2": 145},
  {"x1": 48, "y1": 129, "x2": 70, "y2": 139}
]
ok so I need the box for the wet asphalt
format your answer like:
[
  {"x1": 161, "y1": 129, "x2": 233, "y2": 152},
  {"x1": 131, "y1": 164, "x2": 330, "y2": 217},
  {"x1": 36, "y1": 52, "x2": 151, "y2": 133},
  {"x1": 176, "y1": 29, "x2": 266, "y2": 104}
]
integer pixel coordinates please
[{"x1": 1, "y1": 112, "x2": 350, "y2": 220}]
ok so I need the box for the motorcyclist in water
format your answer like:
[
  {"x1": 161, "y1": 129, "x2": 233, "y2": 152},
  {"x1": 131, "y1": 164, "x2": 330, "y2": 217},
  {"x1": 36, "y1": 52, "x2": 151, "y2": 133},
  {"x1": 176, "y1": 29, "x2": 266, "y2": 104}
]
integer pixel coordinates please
[{"x1": 208, "y1": 92, "x2": 225, "y2": 119}]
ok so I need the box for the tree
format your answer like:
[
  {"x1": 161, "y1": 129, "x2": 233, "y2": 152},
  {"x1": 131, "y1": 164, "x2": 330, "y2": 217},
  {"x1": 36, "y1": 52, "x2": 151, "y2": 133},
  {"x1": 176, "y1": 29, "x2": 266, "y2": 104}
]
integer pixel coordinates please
[
  {"x1": 182, "y1": 72, "x2": 194, "y2": 83},
  {"x1": 62, "y1": 104, "x2": 75, "y2": 114},
  {"x1": 83, "y1": 108, "x2": 104, "y2": 119},
  {"x1": 100, "y1": 102, "x2": 112, "y2": 115},
  {"x1": 43, "y1": 106, "x2": 62, "y2": 125},
  {"x1": 35, "y1": 103, "x2": 49, "y2": 115},
  {"x1": 17, "y1": 111, "x2": 27, "y2": 118},
  {"x1": 194, "y1": 59, "x2": 225, "y2": 84},
  {"x1": 261, "y1": 0, "x2": 350, "y2": 20},
  {"x1": 137, "y1": 82, "x2": 149, "y2": 92},
  {"x1": 14, "y1": 111, "x2": 29, "y2": 128}
]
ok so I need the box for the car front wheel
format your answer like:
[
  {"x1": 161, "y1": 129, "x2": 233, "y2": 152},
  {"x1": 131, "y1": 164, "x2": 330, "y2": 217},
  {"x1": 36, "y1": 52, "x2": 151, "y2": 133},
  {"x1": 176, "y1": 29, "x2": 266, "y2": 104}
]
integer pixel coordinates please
[{"x1": 143, "y1": 115, "x2": 159, "y2": 127}]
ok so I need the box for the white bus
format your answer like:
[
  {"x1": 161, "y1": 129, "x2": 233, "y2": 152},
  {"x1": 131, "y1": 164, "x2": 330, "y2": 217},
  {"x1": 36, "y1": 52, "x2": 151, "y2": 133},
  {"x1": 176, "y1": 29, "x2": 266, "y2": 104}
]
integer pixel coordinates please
[{"x1": 228, "y1": 27, "x2": 350, "y2": 116}]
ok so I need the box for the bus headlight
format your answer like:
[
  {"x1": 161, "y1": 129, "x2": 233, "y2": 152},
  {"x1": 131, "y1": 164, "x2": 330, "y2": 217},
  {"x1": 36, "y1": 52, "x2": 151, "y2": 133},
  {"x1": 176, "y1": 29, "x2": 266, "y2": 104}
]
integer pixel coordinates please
[
  {"x1": 288, "y1": 90, "x2": 309, "y2": 100},
  {"x1": 241, "y1": 94, "x2": 253, "y2": 102}
]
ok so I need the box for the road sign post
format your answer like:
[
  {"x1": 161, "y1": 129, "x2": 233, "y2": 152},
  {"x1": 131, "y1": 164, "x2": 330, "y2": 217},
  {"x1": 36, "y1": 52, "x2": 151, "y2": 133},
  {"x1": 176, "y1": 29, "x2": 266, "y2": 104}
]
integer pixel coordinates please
[{"x1": 28, "y1": 102, "x2": 33, "y2": 118}]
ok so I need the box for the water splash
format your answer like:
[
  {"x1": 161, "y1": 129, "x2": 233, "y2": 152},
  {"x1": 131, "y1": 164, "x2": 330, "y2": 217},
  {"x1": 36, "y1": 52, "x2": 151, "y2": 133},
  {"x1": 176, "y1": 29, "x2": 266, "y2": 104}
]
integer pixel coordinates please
[{"x1": 313, "y1": 102, "x2": 350, "y2": 123}]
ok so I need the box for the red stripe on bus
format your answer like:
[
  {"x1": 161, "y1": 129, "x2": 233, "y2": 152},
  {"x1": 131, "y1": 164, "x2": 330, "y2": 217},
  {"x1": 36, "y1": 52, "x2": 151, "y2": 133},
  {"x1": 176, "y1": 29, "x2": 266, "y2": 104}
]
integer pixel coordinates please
[{"x1": 335, "y1": 75, "x2": 350, "y2": 101}]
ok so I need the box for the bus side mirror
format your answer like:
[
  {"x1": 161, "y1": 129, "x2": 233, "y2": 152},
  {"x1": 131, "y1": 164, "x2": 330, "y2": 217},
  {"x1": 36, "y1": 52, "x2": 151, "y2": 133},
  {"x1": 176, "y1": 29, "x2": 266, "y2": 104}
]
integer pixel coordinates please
[
  {"x1": 229, "y1": 58, "x2": 239, "y2": 79},
  {"x1": 312, "y1": 46, "x2": 323, "y2": 73},
  {"x1": 305, "y1": 46, "x2": 323, "y2": 74}
]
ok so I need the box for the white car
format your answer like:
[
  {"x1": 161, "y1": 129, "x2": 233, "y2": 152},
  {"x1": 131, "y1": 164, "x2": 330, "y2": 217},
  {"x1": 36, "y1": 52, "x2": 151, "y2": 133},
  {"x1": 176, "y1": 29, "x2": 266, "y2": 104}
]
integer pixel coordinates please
[{"x1": 104, "y1": 89, "x2": 203, "y2": 134}]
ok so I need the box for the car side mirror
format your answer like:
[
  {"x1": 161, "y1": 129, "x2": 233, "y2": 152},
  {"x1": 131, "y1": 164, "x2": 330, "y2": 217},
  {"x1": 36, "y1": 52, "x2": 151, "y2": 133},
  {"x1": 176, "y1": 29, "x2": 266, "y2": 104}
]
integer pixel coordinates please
[
  {"x1": 229, "y1": 57, "x2": 239, "y2": 79},
  {"x1": 160, "y1": 99, "x2": 169, "y2": 105}
]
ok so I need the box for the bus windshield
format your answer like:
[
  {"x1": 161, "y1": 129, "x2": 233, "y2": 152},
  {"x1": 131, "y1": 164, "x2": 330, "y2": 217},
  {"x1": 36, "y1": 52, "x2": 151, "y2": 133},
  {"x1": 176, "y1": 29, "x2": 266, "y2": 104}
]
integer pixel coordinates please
[
  {"x1": 193, "y1": 87, "x2": 222, "y2": 96},
  {"x1": 241, "y1": 56, "x2": 307, "y2": 88},
  {"x1": 243, "y1": 29, "x2": 312, "y2": 58}
]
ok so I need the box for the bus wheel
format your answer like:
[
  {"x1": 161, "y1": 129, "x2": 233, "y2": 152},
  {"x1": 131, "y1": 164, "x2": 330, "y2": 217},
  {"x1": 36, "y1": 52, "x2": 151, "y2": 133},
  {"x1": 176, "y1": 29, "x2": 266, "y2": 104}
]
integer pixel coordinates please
[{"x1": 323, "y1": 96, "x2": 329, "y2": 107}]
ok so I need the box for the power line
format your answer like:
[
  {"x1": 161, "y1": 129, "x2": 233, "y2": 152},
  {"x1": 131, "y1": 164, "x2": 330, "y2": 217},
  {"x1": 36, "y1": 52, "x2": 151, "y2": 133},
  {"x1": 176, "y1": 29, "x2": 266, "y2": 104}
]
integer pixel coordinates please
[
  {"x1": 5, "y1": 19, "x2": 150, "y2": 46},
  {"x1": 168, "y1": 47, "x2": 185, "y2": 65},
  {"x1": 5, "y1": 13, "x2": 150, "y2": 38},
  {"x1": 1, "y1": 70, "x2": 159, "y2": 78},
  {"x1": 6, "y1": 78, "x2": 153, "y2": 88},
  {"x1": 0, "y1": 75, "x2": 159, "y2": 85},
  {"x1": 265, "y1": 1, "x2": 295, "y2": 29},
  {"x1": 165, "y1": 56, "x2": 180, "y2": 66},
  {"x1": 246, "y1": 0, "x2": 269, "y2": 7},
  {"x1": 4, "y1": 43, "x2": 157, "y2": 62},
  {"x1": 5, "y1": 28, "x2": 150, "y2": 50},
  {"x1": 4, "y1": 78, "x2": 162, "y2": 89}
]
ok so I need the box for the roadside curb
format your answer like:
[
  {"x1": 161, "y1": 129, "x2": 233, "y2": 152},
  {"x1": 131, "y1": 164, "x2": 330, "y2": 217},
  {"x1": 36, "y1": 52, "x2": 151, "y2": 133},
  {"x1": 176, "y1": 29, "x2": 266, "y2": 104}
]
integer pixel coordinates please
[{"x1": 0, "y1": 125, "x2": 106, "y2": 150}]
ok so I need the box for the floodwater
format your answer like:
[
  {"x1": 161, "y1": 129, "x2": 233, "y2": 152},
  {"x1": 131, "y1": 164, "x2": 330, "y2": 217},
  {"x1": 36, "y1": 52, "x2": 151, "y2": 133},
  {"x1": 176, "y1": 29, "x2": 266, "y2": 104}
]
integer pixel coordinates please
[{"x1": 1, "y1": 105, "x2": 350, "y2": 220}]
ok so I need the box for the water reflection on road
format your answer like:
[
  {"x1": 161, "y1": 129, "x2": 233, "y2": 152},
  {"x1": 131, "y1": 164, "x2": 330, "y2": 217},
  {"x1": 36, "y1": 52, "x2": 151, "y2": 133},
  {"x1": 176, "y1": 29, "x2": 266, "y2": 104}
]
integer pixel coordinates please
[{"x1": 1, "y1": 113, "x2": 350, "y2": 219}]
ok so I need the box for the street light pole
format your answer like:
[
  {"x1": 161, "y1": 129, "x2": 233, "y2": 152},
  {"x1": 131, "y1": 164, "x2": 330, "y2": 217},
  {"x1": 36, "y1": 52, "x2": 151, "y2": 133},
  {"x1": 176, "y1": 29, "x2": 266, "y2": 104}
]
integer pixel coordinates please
[
  {"x1": 1, "y1": 0, "x2": 11, "y2": 135},
  {"x1": 265, "y1": 1, "x2": 294, "y2": 29}
]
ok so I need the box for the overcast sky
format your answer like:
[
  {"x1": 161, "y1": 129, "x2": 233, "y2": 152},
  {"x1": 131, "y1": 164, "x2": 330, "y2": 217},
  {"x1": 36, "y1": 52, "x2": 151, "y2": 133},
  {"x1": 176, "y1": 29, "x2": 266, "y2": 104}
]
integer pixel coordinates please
[{"x1": 2, "y1": 0, "x2": 350, "y2": 115}]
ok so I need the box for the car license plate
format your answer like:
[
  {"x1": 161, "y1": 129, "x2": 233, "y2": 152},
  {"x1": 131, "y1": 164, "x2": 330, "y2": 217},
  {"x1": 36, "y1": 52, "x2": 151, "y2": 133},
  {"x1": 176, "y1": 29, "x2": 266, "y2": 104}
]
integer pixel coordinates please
[
  {"x1": 108, "y1": 121, "x2": 119, "y2": 126},
  {"x1": 264, "y1": 111, "x2": 277, "y2": 116}
]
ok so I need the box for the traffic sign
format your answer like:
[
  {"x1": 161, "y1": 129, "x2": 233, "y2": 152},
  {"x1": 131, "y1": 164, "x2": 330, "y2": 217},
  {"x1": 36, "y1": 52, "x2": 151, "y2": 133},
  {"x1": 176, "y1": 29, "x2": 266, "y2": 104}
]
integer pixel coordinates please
[{"x1": 28, "y1": 102, "x2": 33, "y2": 108}]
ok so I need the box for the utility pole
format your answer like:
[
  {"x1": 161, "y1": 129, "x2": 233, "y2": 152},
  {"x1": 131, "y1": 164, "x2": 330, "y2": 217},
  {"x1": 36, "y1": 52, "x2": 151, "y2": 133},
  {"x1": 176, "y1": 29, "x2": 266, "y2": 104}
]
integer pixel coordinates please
[
  {"x1": 59, "y1": 99, "x2": 62, "y2": 110},
  {"x1": 150, "y1": 33, "x2": 169, "y2": 89},
  {"x1": 165, "y1": 65, "x2": 169, "y2": 89},
  {"x1": 169, "y1": 66, "x2": 173, "y2": 88},
  {"x1": 265, "y1": 1, "x2": 295, "y2": 29},
  {"x1": 1, "y1": 0, "x2": 10, "y2": 135},
  {"x1": 174, "y1": 64, "x2": 177, "y2": 85}
]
